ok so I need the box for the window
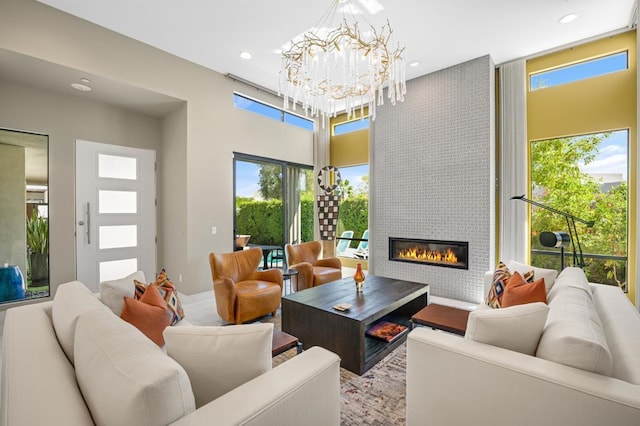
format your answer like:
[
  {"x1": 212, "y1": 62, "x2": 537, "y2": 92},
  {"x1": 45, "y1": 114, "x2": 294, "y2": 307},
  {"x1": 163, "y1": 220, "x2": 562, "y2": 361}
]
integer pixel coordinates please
[
  {"x1": 529, "y1": 130, "x2": 628, "y2": 290},
  {"x1": 335, "y1": 164, "x2": 369, "y2": 258},
  {"x1": 333, "y1": 117, "x2": 370, "y2": 136},
  {"x1": 233, "y1": 93, "x2": 314, "y2": 131},
  {"x1": 530, "y1": 51, "x2": 628, "y2": 91}
]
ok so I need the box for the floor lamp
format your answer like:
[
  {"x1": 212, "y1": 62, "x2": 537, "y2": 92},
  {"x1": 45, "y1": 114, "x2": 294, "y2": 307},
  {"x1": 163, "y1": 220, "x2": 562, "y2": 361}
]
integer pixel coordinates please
[{"x1": 511, "y1": 195, "x2": 595, "y2": 268}]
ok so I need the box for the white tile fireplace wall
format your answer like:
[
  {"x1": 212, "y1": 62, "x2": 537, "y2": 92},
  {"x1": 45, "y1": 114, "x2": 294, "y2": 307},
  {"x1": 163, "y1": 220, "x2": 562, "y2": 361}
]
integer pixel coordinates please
[{"x1": 370, "y1": 55, "x2": 496, "y2": 304}]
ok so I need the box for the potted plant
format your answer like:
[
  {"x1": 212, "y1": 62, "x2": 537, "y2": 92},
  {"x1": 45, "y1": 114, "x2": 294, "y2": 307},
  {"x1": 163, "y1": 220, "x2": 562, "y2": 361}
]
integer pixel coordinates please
[{"x1": 26, "y1": 209, "x2": 48, "y2": 284}]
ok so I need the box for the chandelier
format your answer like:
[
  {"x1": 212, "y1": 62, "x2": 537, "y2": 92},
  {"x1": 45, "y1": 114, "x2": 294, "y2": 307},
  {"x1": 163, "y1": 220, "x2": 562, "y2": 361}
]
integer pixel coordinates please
[{"x1": 279, "y1": 0, "x2": 406, "y2": 121}]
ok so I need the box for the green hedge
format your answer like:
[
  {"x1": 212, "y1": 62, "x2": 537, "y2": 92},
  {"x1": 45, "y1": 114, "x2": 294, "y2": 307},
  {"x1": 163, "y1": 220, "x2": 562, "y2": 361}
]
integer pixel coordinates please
[{"x1": 236, "y1": 196, "x2": 367, "y2": 246}]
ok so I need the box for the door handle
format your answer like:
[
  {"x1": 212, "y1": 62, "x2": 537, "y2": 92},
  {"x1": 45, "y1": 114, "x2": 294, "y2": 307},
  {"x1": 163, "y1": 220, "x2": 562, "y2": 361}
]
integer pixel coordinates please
[{"x1": 83, "y1": 202, "x2": 91, "y2": 244}]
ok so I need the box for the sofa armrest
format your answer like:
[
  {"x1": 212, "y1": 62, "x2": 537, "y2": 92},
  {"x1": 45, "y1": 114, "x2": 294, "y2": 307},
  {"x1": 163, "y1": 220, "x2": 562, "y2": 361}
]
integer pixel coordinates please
[
  {"x1": 407, "y1": 328, "x2": 640, "y2": 426},
  {"x1": 315, "y1": 257, "x2": 341, "y2": 269},
  {"x1": 170, "y1": 346, "x2": 341, "y2": 426}
]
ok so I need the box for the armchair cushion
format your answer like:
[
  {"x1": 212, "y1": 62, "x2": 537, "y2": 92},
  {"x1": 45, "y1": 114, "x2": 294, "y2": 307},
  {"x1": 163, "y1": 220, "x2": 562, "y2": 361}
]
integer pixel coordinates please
[{"x1": 164, "y1": 323, "x2": 273, "y2": 408}]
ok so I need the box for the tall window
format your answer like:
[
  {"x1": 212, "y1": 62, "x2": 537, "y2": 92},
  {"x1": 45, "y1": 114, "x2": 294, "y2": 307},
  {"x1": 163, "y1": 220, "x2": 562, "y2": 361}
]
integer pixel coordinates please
[
  {"x1": 529, "y1": 130, "x2": 628, "y2": 290},
  {"x1": 233, "y1": 154, "x2": 314, "y2": 253}
]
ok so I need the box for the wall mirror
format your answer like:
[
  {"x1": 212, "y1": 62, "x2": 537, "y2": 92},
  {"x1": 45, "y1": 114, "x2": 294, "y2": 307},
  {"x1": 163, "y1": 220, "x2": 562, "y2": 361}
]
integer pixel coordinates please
[{"x1": 0, "y1": 128, "x2": 49, "y2": 304}]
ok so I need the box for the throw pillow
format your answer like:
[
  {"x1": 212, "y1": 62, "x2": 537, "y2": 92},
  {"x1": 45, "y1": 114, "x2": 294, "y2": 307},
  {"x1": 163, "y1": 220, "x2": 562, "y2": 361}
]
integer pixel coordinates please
[
  {"x1": 121, "y1": 284, "x2": 170, "y2": 346},
  {"x1": 99, "y1": 270, "x2": 145, "y2": 315},
  {"x1": 507, "y1": 260, "x2": 558, "y2": 294},
  {"x1": 486, "y1": 262, "x2": 534, "y2": 308},
  {"x1": 135, "y1": 269, "x2": 185, "y2": 325},
  {"x1": 163, "y1": 323, "x2": 273, "y2": 408},
  {"x1": 465, "y1": 302, "x2": 549, "y2": 355},
  {"x1": 501, "y1": 272, "x2": 547, "y2": 307}
]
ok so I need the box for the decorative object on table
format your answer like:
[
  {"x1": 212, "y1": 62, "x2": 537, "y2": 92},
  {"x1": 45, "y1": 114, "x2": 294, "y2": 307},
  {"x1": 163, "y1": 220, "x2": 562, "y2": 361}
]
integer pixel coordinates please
[
  {"x1": 279, "y1": 0, "x2": 406, "y2": 121},
  {"x1": 317, "y1": 166, "x2": 341, "y2": 242},
  {"x1": 0, "y1": 264, "x2": 25, "y2": 302},
  {"x1": 511, "y1": 195, "x2": 594, "y2": 268},
  {"x1": 365, "y1": 320, "x2": 409, "y2": 343},
  {"x1": 333, "y1": 302, "x2": 351, "y2": 312},
  {"x1": 354, "y1": 262, "x2": 366, "y2": 292}
]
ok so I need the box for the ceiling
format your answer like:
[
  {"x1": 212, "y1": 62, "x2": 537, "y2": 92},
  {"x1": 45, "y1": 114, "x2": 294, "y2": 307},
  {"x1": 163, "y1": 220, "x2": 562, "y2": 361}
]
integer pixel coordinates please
[{"x1": 36, "y1": 0, "x2": 637, "y2": 99}]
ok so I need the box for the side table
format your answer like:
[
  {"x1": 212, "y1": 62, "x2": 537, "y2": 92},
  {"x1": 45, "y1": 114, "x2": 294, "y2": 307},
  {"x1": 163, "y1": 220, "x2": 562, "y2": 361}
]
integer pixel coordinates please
[
  {"x1": 272, "y1": 330, "x2": 302, "y2": 357},
  {"x1": 282, "y1": 268, "x2": 299, "y2": 295},
  {"x1": 411, "y1": 303, "x2": 470, "y2": 336}
]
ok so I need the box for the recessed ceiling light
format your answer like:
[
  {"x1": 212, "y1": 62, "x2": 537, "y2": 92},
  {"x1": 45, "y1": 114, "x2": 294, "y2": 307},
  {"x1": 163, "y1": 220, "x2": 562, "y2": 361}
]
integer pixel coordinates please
[
  {"x1": 409, "y1": 61, "x2": 420, "y2": 67},
  {"x1": 71, "y1": 83, "x2": 91, "y2": 91},
  {"x1": 239, "y1": 51, "x2": 252, "y2": 60},
  {"x1": 558, "y1": 13, "x2": 578, "y2": 24}
]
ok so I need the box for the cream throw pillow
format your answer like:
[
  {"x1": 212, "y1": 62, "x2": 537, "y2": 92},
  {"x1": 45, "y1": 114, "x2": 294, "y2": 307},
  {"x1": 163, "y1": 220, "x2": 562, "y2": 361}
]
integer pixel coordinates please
[
  {"x1": 547, "y1": 266, "x2": 593, "y2": 302},
  {"x1": 99, "y1": 271, "x2": 146, "y2": 315},
  {"x1": 508, "y1": 260, "x2": 558, "y2": 294},
  {"x1": 164, "y1": 323, "x2": 273, "y2": 408},
  {"x1": 74, "y1": 308, "x2": 195, "y2": 425},
  {"x1": 465, "y1": 302, "x2": 549, "y2": 355}
]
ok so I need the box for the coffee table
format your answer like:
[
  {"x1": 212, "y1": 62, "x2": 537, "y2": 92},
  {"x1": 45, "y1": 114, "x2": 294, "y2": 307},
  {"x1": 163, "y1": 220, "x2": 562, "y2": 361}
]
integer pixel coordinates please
[{"x1": 281, "y1": 275, "x2": 429, "y2": 375}]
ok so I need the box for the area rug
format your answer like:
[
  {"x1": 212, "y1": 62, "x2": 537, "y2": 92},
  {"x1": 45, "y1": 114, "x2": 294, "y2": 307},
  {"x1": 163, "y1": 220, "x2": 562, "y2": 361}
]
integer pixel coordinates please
[
  {"x1": 181, "y1": 291, "x2": 407, "y2": 425},
  {"x1": 273, "y1": 341, "x2": 407, "y2": 426}
]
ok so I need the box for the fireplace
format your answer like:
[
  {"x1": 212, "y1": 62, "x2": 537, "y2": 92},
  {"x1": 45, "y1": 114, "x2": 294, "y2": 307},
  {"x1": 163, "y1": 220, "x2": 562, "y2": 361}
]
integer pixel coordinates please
[{"x1": 389, "y1": 237, "x2": 469, "y2": 270}]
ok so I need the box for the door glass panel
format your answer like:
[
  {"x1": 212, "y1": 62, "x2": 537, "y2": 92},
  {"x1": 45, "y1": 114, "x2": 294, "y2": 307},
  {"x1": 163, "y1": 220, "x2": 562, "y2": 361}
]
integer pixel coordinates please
[
  {"x1": 99, "y1": 225, "x2": 138, "y2": 249},
  {"x1": 99, "y1": 190, "x2": 137, "y2": 214},
  {"x1": 99, "y1": 258, "x2": 138, "y2": 282},
  {"x1": 98, "y1": 154, "x2": 137, "y2": 180}
]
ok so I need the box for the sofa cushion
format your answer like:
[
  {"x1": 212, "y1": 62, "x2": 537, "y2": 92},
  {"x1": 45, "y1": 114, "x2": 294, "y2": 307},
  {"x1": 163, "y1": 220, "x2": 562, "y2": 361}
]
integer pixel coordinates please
[
  {"x1": 121, "y1": 284, "x2": 170, "y2": 346},
  {"x1": 536, "y1": 286, "x2": 612, "y2": 375},
  {"x1": 501, "y1": 273, "x2": 547, "y2": 307},
  {"x1": 74, "y1": 308, "x2": 195, "y2": 426},
  {"x1": 592, "y1": 284, "x2": 640, "y2": 384},
  {"x1": 507, "y1": 260, "x2": 558, "y2": 294},
  {"x1": 51, "y1": 281, "x2": 112, "y2": 365},
  {"x1": 465, "y1": 302, "x2": 549, "y2": 355},
  {"x1": 99, "y1": 270, "x2": 145, "y2": 315},
  {"x1": 163, "y1": 323, "x2": 273, "y2": 408},
  {"x1": 547, "y1": 266, "x2": 592, "y2": 303}
]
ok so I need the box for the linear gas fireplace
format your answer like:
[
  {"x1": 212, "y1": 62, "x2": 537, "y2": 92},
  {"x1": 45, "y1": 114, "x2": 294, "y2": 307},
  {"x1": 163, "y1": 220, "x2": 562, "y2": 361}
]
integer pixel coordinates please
[{"x1": 389, "y1": 237, "x2": 469, "y2": 270}]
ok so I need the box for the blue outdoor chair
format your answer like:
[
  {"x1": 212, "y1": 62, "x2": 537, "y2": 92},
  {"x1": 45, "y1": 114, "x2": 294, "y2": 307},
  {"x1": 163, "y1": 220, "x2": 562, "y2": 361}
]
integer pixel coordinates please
[{"x1": 336, "y1": 230, "x2": 354, "y2": 256}]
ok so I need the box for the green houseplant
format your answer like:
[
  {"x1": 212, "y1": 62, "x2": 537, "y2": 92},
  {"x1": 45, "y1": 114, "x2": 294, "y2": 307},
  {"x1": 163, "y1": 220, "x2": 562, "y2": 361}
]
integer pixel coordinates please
[{"x1": 26, "y1": 209, "x2": 48, "y2": 283}]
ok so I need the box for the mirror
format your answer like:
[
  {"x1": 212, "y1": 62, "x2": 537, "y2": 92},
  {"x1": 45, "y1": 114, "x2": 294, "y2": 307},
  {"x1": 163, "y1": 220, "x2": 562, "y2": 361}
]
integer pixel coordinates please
[{"x1": 0, "y1": 128, "x2": 49, "y2": 304}]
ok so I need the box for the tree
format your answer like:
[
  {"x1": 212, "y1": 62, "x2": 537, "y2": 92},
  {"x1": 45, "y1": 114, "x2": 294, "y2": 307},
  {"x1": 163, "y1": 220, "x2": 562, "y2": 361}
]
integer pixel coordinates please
[
  {"x1": 258, "y1": 164, "x2": 282, "y2": 200},
  {"x1": 530, "y1": 133, "x2": 627, "y2": 288}
]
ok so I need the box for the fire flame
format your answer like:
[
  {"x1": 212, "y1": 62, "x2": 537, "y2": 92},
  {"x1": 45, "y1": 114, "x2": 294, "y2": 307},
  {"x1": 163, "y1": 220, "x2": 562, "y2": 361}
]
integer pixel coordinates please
[{"x1": 397, "y1": 247, "x2": 459, "y2": 264}]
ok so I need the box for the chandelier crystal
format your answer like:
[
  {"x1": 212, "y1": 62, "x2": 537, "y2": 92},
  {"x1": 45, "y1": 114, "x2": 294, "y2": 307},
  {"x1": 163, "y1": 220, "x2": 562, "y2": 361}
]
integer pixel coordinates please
[{"x1": 279, "y1": 0, "x2": 406, "y2": 121}]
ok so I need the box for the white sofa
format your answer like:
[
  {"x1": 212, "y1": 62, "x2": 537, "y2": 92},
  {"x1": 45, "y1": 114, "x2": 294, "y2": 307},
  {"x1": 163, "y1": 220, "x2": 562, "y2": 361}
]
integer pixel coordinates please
[
  {"x1": 1, "y1": 281, "x2": 341, "y2": 426},
  {"x1": 407, "y1": 264, "x2": 640, "y2": 426}
]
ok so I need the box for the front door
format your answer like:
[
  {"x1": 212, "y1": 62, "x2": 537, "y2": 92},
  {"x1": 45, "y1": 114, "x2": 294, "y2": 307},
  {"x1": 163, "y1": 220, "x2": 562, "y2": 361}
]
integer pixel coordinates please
[{"x1": 75, "y1": 140, "x2": 156, "y2": 291}]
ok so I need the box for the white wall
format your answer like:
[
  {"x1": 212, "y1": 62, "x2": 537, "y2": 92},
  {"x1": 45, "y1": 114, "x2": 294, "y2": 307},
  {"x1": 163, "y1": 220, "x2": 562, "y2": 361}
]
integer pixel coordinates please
[
  {"x1": 0, "y1": 0, "x2": 314, "y2": 296},
  {"x1": 370, "y1": 55, "x2": 496, "y2": 303}
]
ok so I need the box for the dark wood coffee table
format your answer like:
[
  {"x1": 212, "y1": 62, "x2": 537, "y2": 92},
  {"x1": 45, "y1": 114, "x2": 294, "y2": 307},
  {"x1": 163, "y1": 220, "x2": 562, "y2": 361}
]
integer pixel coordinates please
[{"x1": 281, "y1": 275, "x2": 429, "y2": 375}]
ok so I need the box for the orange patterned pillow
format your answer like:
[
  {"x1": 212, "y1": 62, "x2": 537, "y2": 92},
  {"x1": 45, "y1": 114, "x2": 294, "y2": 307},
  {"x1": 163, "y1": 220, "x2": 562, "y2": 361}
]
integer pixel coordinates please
[
  {"x1": 501, "y1": 272, "x2": 547, "y2": 307},
  {"x1": 486, "y1": 262, "x2": 534, "y2": 308},
  {"x1": 121, "y1": 284, "x2": 170, "y2": 346},
  {"x1": 134, "y1": 269, "x2": 185, "y2": 325}
]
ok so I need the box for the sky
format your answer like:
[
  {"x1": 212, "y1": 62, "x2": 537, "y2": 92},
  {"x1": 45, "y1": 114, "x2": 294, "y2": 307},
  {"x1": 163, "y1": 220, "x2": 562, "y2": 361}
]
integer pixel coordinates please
[{"x1": 579, "y1": 129, "x2": 628, "y2": 182}]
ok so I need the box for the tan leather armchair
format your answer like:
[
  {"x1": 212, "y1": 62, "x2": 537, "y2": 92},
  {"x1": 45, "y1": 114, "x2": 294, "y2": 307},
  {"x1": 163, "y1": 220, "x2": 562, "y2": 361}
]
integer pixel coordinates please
[
  {"x1": 285, "y1": 241, "x2": 342, "y2": 291},
  {"x1": 209, "y1": 247, "x2": 283, "y2": 324}
]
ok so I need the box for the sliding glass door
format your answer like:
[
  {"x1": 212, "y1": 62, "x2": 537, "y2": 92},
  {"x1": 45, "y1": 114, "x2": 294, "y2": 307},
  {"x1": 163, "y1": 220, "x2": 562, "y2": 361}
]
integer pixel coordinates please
[{"x1": 233, "y1": 154, "x2": 313, "y2": 260}]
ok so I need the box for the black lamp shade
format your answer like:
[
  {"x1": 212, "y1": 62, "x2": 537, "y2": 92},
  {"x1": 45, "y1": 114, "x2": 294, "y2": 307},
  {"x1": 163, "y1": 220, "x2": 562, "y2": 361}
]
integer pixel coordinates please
[{"x1": 540, "y1": 231, "x2": 571, "y2": 248}]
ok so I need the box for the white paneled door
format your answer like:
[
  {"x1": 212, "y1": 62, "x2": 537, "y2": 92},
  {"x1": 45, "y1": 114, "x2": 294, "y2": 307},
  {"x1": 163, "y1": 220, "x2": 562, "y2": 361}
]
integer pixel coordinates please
[{"x1": 75, "y1": 140, "x2": 156, "y2": 291}]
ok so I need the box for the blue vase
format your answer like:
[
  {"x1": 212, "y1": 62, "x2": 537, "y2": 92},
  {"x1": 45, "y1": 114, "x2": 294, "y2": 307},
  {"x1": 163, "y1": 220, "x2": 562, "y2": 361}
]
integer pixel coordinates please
[{"x1": 0, "y1": 265, "x2": 26, "y2": 303}]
